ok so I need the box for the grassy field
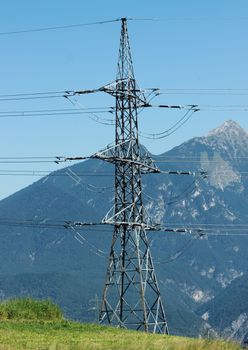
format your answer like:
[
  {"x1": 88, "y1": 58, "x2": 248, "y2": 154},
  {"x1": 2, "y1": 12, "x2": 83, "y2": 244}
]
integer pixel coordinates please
[
  {"x1": 0, "y1": 298, "x2": 242, "y2": 350},
  {"x1": 0, "y1": 320, "x2": 243, "y2": 350}
]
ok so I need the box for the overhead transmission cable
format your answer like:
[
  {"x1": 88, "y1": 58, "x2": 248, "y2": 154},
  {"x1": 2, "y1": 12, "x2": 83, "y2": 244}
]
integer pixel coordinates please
[
  {"x1": 1, "y1": 17, "x2": 248, "y2": 37},
  {"x1": 0, "y1": 19, "x2": 121, "y2": 36},
  {"x1": 155, "y1": 89, "x2": 248, "y2": 96},
  {"x1": 153, "y1": 237, "x2": 198, "y2": 265},
  {"x1": 65, "y1": 167, "x2": 113, "y2": 193},
  {"x1": 0, "y1": 87, "x2": 101, "y2": 102},
  {"x1": 0, "y1": 218, "x2": 248, "y2": 237},
  {"x1": 2, "y1": 87, "x2": 248, "y2": 102},
  {"x1": 144, "y1": 174, "x2": 205, "y2": 207},
  {"x1": 2, "y1": 169, "x2": 248, "y2": 178},
  {"x1": 0, "y1": 170, "x2": 114, "y2": 177},
  {"x1": 3, "y1": 154, "x2": 248, "y2": 163},
  {"x1": 0, "y1": 107, "x2": 114, "y2": 119},
  {"x1": 140, "y1": 106, "x2": 198, "y2": 140},
  {"x1": 0, "y1": 91, "x2": 73, "y2": 102},
  {"x1": 70, "y1": 226, "x2": 107, "y2": 258},
  {"x1": 65, "y1": 96, "x2": 114, "y2": 125}
]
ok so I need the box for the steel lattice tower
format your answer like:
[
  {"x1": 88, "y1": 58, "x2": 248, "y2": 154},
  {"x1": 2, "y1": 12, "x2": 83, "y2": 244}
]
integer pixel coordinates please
[{"x1": 99, "y1": 18, "x2": 169, "y2": 334}]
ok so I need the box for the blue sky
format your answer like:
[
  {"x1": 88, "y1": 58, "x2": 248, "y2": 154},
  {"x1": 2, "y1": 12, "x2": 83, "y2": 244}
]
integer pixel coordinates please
[{"x1": 0, "y1": 0, "x2": 248, "y2": 198}]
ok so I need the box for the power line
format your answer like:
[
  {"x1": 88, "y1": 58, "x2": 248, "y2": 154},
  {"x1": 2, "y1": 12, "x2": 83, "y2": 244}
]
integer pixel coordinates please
[
  {"x1": 1, "y1": 216, "x2": 248, "y2": 237},
  {"x1": 0, "y1": 110, "x2": 113, "y2": 120},
  {"x1": 140, "y1": 108, "x2": 198, "y2": 139},
  {"x1": 0, "y1": 92, "x2": 69, "y2": 102},
  {"x1": 143, "y1": 174, "x2": 204, "y2": 207},
  {"x1": 156, "y1": 88, "x2": 248, "y2": 91},
  {"x1": 160, "y1": 223, "x2": 248, "y2": 227},
  {"x1": 0, "y1": 172, "x2": 114, "y2": 177},
  {"x1": 0, "y1": 89, "x2": 98, "y2": 102},
  {"x1": 139, "y1": 17, "x2": 248, "y2": 22},
  {"x1": 0, "y1": 160, "x2": 60, "y2": 164},
  {"x1": 0, "y1": 167, "x2": 243, "y2": 176},
  {"x1": 157, "y1": 91, "x2": 248, "y2": 96},
  {"x1": 64, "y1": 167, "x2": 113, "y2": 193},
  {"x1": 0, "y1": 90, "x2": 69, "y2": 97},
  {"x1": 155, "y1": 159, "x2": 248, "y2": 163},
  {"x1": 0, "y1": 219, "x2": 111, "y2": 230},
  {"x1": 0, "y1": 17, "x2": 247, "y2": 37},
  {"x1": 0, "y1": 155, "x2": 67, "y2": 164},
  {"x1": 0, "y1": 107, "x2": 113, "y2": 117},
  {"x1": 70, "y1": 226, "x2": 107, "y2": 258},
  {"x1": 157, "y1": 224, "x2": 248, "y2": 233},
  {"x1": 2, "y1": 154, "x2": 248, "y2": 161},
  {"x1": 0, "y1": 19, "x2": 120, "y2": 36},
  {"x1": 153, "y1": 237, "x2": 197, "y2": 265},
  {"x1": 1, "y1": 88, "x2": 248, "y2": 100},
  {"x1": 0, "y1": 155, "x2": 81, "y2": 164},
  {"x1": 2, "y1": 154, "x2": 248, "y2": 163},
  {"x1": 65, "y1": 96, "x2": 114, "y2": 125}
]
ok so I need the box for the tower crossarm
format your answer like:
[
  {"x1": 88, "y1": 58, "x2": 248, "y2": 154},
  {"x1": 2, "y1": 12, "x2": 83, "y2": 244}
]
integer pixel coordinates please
[{"x1": 99, "y1": 79, "x2": 147, "y2": 107}]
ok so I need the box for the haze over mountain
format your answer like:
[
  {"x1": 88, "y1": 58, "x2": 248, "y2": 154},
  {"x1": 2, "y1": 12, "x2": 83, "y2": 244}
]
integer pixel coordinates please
[{"x1": 0, "y1": 120, "x2": 248, "y2": 341}]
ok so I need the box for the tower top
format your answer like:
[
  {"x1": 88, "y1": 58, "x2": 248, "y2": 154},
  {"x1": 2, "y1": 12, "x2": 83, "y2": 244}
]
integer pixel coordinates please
[{"x1": 116, "y1": 17, "x2": 134, "y2": 81}]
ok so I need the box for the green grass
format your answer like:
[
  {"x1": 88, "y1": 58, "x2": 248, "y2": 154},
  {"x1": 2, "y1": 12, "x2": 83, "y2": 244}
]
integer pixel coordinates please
[
  {"x1": 0, "y1": 321, "x2": 242, "y2": 350},
  {"x1": 0, "y1": 298, "x2": 242, "y2": 350}
]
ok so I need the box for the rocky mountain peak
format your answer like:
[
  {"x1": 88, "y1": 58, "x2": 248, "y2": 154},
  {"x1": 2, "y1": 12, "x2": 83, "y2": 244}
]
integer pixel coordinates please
[
  {"x1": 199, "y1": 120, "x2": 248, "y2": 158},
  {"x1": 207, "y1": 120, "x2": 248, "y2": 139}
]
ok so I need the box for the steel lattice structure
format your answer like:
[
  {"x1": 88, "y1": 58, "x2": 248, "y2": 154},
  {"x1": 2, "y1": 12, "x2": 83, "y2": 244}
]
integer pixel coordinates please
[{"x1": 98, "y1": 18, "x2": 169, "y2": 334}]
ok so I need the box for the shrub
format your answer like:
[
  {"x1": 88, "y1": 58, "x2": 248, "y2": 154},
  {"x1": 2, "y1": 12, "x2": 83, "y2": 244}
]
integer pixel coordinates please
[{"x1": 0, "y1": 298, "x2": 64, "y2": 321}]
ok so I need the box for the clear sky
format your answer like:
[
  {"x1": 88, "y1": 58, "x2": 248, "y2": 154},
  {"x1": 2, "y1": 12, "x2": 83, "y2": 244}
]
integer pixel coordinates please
[{"x1": 0, "y1": 0, "x2": 248, "y2": 198}]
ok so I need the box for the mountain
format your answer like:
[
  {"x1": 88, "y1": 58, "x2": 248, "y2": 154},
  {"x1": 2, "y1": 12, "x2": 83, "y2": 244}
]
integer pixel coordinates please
[
  {"x1": 197, "y1": 273, "x2": 248, "y2": 342},
  {"x1": 0, "y1": 120, "x2": 248, "y2": 340}
]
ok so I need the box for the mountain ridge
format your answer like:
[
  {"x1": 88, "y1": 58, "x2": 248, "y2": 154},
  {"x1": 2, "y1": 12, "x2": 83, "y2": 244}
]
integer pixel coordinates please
[{"x1": 0, "y1": 119, "x2": 247, "y2": 341}]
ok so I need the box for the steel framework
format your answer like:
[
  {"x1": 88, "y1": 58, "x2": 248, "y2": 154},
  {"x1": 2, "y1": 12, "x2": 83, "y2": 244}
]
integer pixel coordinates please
[{"x1": 98, "y1": 18, "x2": 169, "y2": 334}]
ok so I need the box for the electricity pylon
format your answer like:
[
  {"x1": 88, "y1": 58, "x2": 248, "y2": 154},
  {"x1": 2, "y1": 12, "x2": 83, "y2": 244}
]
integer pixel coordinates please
[{"x1": 98, "y1": 18, "x2": 169, "y2": 334}]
